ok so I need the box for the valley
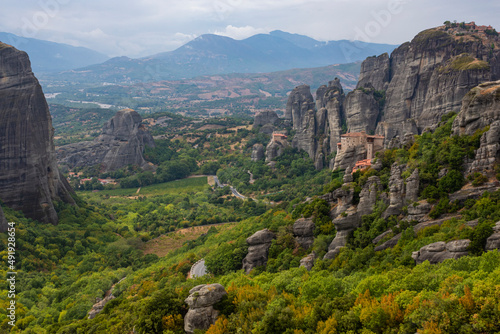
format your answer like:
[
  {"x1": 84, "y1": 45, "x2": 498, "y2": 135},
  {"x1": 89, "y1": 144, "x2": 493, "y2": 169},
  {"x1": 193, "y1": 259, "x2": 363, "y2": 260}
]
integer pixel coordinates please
[{"x1": 1, "y1": 20, "x2": 500, "y2": 334}]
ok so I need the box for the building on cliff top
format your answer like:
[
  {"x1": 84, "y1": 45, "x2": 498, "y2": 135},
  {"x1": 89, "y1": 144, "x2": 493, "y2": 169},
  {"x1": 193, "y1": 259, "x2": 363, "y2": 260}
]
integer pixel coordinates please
[{"x1": 336, "y1": 132, "x2": 384, "y2": 160}]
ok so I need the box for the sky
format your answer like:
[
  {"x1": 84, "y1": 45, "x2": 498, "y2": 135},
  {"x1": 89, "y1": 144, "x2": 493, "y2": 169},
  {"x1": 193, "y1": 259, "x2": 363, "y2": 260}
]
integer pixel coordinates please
[{"x1": 0, "y1": 0, "x2": 499, "y2": 58}]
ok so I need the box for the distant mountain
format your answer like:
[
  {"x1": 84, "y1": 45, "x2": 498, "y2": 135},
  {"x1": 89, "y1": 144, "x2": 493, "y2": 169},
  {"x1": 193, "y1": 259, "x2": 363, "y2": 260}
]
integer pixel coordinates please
[
  {"x1": 0, "y1": 32, "x2": 109, "y2": 73},
  {"x1": 44, "y1": 31, "x2": 396, "y2": 84}
]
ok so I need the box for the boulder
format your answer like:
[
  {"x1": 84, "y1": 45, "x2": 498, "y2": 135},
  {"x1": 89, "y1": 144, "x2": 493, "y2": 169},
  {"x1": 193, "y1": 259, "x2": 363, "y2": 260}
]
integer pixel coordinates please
[
  {"x1": 242, "y1": 229, "x2": 276, "y2": 273},
  {"x1": 299, "y1": 252, "x2": 316, "y2": 271},
  {"x1": 357, "y1": 176, "x2": 382, "y2": 216},
  {"x1": 184, "y1": 284, "x2": 227, "y2": 334},
  {"x1": 265, "y1": 136, "x2": 289, "y2": 162},
  {"x1": 293, "y1": 218, "x2": 315, "y2": 250},
  {"x1": 412, "y1": 240, "x2": 470, "y2": 264},
  {"x1": 485, "y1": 221, "x2": 500, "y2": 251},
  {"x1": 323, "y1": 246, "x2": 343, "y2": 260}
]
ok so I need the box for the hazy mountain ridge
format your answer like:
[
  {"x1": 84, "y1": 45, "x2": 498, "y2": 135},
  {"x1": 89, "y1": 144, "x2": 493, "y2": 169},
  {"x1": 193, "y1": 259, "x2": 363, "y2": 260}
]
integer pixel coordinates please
[
  {"x1": 46, "y1": 30, "x2": 396, "y2": 84},
  {"x1": 0, "y1": 32, "x2": 109, "y2": 73}
]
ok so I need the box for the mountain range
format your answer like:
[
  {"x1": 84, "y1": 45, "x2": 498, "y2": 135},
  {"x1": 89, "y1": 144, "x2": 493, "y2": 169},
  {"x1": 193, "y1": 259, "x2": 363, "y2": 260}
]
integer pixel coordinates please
[
  {"x1": 0, "y1": 32, "x2": 109, "y2": 73},
  {"x1": 40, "y1": 30, "x2": 397, "y2": 83}
]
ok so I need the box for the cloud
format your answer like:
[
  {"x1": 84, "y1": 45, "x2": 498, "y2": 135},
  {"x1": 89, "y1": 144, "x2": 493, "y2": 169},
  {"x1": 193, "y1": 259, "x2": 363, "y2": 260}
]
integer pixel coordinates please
[
  {"x1": 0, "y1": 0, "x2": 498, "y2": 58},
  {"x1": 213, "y1": 25, "x2": 268, "y2": 40}
]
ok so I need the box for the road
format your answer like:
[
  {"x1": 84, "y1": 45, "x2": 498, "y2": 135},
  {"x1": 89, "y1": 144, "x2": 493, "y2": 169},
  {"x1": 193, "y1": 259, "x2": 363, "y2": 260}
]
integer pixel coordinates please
[
  {"x1": 213, "y1": 176, "x2": 224, "y2": 188},
  {"x1": 190, "y1": 259, "x2": 207, "y2": 278},
  {"x1": 230, "y1": 186, "x2": 247, "y2": 199}
]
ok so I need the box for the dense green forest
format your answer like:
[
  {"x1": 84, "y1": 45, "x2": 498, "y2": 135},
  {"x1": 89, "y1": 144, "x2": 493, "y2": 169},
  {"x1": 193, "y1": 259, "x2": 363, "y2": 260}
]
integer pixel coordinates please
[{"x1": 1, "y1": 112, "x2": 500, "y2": 333}]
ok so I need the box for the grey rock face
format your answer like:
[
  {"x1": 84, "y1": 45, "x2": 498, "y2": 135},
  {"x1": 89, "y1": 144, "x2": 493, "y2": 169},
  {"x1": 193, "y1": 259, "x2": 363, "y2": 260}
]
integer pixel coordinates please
[
  {"x1": 344, "y1": 88, "x2": 380, "y2": 134},
  {"x1": 406, "y1": 201, "x2": 432, "y2": 222},
  {"x1": 485, "y1": 221, "x2": 500, "y2": 251},
  {"x1": 358, "y1": 29, "x2": 500, "y2": 142},
  {"x1": 383, "y1": 163, "x2": 405, "y2": 218},
  {"x1": 251, "y1": 144, "x2": 265, "y2": 162},
  {"x1": 242, "y1": 229, "x2": 276, "y2": 273},
  {"x1": 254, "y1": 110, "x2": 280, "y2": 127},
  {"x1": 57, "y1": 109, "x2": 155, "y2": 172},
  {"x1": 405, "y1": 169, "x2": 420, "y2": 204},
  {"x1": 265, "y1": 136, "x2": 289, "y2": 162},
  {"x1": 466, "y1": 120, "x2": 500, "y2": 175},
  {"x1": 452, "y1": 81, "x2": 500, "y2": 136},
  {"x1": 292, "y1": 108, "x2": 317, "y2": 159},
  {"x1": 285, "y1": 85, "x2": 315, "y2": 130},
  {"x1": 357, "y1": 53, "x2": 391, "y2": 92},
  {"x1": 293, "y1": 218, "x2": 315, "y2": 250},
  {"x1": 0, "y1": 42, "x2": 75, "y2": 224},
  {"x1": 184, "y1": 284, "x2": 227, "y2": 334},
  {"x1": 88, "y1": 295, "x2": 115, "y2": 319},
  {"x1": 299, "y1": 252, "x2": 316, "y2": 271},
  {"x1": 412, "y1": 239, "x2": 470, "y2": 264},
  {"x1": 332, "y1": 145, "x2": 367, "y2": 171},
  {"x1": 357, "y1": 176, "x2": 382, "y2": 216}
]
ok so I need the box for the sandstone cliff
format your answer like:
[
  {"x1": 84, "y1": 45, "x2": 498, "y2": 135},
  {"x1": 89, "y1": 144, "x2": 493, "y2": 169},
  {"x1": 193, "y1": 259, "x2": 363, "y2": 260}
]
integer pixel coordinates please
[
  {"x1": 0, "y1": 42, "x2": 74, "y2": 224},
  {"x1": 57, "y1": 109, "x2": 155, "y2": 172}
]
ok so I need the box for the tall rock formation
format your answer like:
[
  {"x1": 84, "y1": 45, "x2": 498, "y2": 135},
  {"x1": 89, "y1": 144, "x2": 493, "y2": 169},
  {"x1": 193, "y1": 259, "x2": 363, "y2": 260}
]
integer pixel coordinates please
[
  {"x1": 288, "y1": 79, "x2": 346, "y2": 169},
  {"x1": 57, "y1": 109, "x2": 155, "y2": 172},
  {"x1": 359, "y1": 26, "x2": 500, "y2": 141},
  {"x1": 242, "y1": 229, "x2": 275, "y2": 273},
  {"x1": 0, "y1": 42, "x2": 74, "y2": 224},
  {"x1": 452, "y1": 81, "x2": 500, "y2": 175}
]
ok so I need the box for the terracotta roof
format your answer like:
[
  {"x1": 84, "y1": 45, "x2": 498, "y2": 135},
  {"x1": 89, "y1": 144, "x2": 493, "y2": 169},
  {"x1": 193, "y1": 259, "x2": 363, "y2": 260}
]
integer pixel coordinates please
[
  {"x1": 273, "y1": 133, "x2": 287, "y2": 137},
  {"x1": 367, "y1": 134, "x2": 384, "y2": 139}
]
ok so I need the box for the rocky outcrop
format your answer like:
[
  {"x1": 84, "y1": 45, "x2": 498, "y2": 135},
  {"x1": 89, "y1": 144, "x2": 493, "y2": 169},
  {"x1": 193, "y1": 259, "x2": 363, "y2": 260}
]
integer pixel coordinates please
[
  {"x1": 383, "y1": 163, "x2": 405, "y2": 218},
  {"x1": 0, "y1": 206, "x2": 8, "y2": 233},
  {"x1": 184, "y1": 284, "x2": 227, "y2": 334},
  {"x1": 0, "y1": 42, "x2": 75, "y2": 224},
  {"x1": 412, "y1": 240, "x2": 470, "y2": 264},
  {"x1": 406, "y1": 201, "x2": 432, "y2": 222},
  {"x1": 485, "y1": 221, "x2": 500, "y2": 251},
  {"x1": 332, "y1": 145, "x2": 367, "y2": 171},
  {"x1": 467, "y1": 121, "x2": 500, "y2": 175},
  {"x1": 300, "y1": 252, "x2": 316, "y2": 271},
  {"x1": 251, "y1": 144, "x2": 265, "y2": 161},
  {"x1": 357, "y1": 176, "x2": 382, "y2": 216},
  {"x1": 265, "y1": 136, "x2": 289, "y2": 162},
  {"x1": 88, "y1": 295, "x2": 115, "y2": 319},
  {"x1": 349, "y1": 26, "x2": 500, "y2": 142},
  {"x1": 242, "y1": 229, "x2": 276, "y2": 273},
  {"x1": 357, "y1": 53, "x2": 391, "y2": 92},
  {"x1": 452, "y1": 81, "x2": 500, "y2": 136},
  {"x1": 285, "y1": 85, "x2": 315, "y2": 130},
  {"x1": 405, "y1": 168, "x2": 420, "y2": 203},
  {"x1": 284, "y1": 80, "x2": 346, "y2": 170},
  {"x1": 254, "y1": 110, "x2": 280, "y2": 128},
  {"x1": 293, "y1": 218, "x2": 315, "y2": 250},
  {"x1": 57, "y1": 109, "x2": 155, "y2": 172}
]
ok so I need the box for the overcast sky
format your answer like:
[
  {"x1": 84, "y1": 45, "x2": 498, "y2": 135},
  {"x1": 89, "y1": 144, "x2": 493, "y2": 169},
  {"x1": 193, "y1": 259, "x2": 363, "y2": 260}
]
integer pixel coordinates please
[{"x1": 0, "y1": 0, "x2": 499, "y2": 58}]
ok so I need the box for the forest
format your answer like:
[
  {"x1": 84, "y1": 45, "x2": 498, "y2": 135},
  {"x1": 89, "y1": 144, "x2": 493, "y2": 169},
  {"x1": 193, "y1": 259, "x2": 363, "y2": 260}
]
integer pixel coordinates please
[{"x1": 1, "y1": 110, "x2": 500, "y2": 334}]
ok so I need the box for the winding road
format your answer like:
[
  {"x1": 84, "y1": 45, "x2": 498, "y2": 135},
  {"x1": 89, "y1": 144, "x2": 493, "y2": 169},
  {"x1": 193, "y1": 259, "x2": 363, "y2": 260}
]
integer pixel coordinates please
[{"x1": 190, "y1": 259, "x2": 207, "y2": 278}]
